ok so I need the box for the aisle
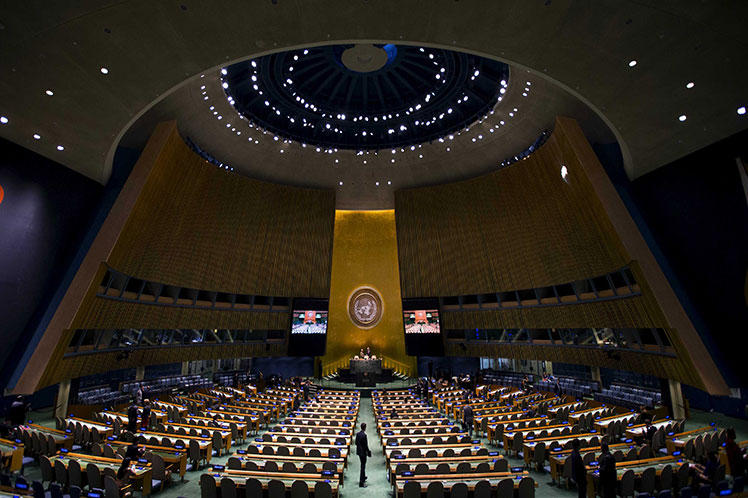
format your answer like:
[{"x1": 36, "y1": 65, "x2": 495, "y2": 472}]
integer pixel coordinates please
[{"x1": 342, "y1": 395, "x2": 394, "y2": 497}]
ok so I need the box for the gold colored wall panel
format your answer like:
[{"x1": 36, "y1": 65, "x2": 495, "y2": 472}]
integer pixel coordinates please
[{"x1": 322, "y1": 210, "x2": 415, "y2": 375}]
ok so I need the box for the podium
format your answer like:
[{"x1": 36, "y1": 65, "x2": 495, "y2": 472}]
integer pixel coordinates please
[
  {"x1": 338, "y1": 358, "x2": 391, "y2": 386},
  {"x1": 350, "y1": 359, "x2": 382, "y2": 375},
  {"x1": 350, "y1": 359, "x2": 381, "y2": 387}
]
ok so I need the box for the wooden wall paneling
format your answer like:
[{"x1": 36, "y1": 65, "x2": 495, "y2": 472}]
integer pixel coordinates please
[{"x1": 107, "y1": 125, "x2": 335, "y2": 298}]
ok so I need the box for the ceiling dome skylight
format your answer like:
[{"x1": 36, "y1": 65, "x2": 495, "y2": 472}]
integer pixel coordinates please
[{"x1": 220, "y1": 44, "x2": 509, "y2": 150}]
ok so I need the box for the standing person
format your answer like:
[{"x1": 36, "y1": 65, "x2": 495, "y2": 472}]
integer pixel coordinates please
[
  {"x1": 140, "y1": 400, "x2": 151, "y2": 430},
  {"x1": 134, "y1": 385, "x2": 143, "y2": 405},
  {"x1": 463, "y1": 403, "x2": 474, "y2": 437},
  {"x1": 571, "y1": 439, "x2": 587, "y2": 498},
  {"x1": 643, "y1": 420, "x2": 657, "y2": 445},
  {"x1": 639, "y1": 406, "x2": 653, "y2": 424},
  {"x1": 9, "y1": 396, "x2": 28, "y2": 427},
  {"x1": 554, "y1": 379, "x2": 562, "y2": 397},
  {"x1": 598, "y1": 443, "x2": 617, "y2": 498},
  {"x1": 303, "y1": 381, "x2": 309, "y2": 403},
  {"x1": 725, "y1": 428, "x2": 746, "y2": 478},
  {"x1": 356, "y1": 423, "x2": 372, "y2": 488},
  {"x1": 126, "y1": 401, "x2": 139, "y2": 433}
]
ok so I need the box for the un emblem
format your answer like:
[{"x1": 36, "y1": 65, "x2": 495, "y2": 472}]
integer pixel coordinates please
[{"x1": 348, "y1": 287, "x2": 383, "y2": 329}]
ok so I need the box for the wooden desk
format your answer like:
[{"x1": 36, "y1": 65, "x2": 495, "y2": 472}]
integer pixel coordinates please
[
  {"x1": 205, "y1": 470, "x2": 339, "y2": 496},
  {"x1": 0, "y1": 438, "x2": 24, "y2": 473},
  {"x1": 25, "y1": 424, "x2": 74, "y2": 451},
  {"x1": 233, "y1": 451, "x2": 346, "y2": 471},
  {"x1": 393, "y1": 471, "x2": 536, "y2": 497},
  {"x1": 585, "y1": 455, "x2": 684, "y2": 498},
  {"x1": 108, "y1": 441, "x2": 188, "y2": 478},
  {"x1": 55, "y1": 452, "x2": 153, "y2": 496}
]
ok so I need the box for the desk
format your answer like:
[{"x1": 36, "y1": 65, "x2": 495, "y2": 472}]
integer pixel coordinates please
[
  {"x1": 55, "y1": 453, "x2": 153, "y2": 496},
  {"x1": 586, "y1": 455, "x2": 683, "y2": 498},
  {"x1": 0, "y1": 438, "x2": 24, "y2": 473},
  {"x1": 393, "y1": 472, "x2": 536, "y2": 497},
  {"x1": 350, "y1": 359, "x2": 382, "y2": 374}
]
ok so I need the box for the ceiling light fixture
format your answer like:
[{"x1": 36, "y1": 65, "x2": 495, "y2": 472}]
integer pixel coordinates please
[
  {"x1": 33, "y1": 134, "x2": 41, "y2": 139},
  {"x1": 100, "y1": 67, "x2": 109, "y2": 74},
  {"x1": 686, "y1": 82, "x2": 695, "y2": 89},
  {"x1": 678, "y1": 114, "x2": 687, "y2": 122},
  {"x1": 738, "y1": 106, "x2": 746, "y2": 115},
  {"x1": 45, "y1": 90, "x2": 54, "y2": 96},
  {"x1": 57, "y1": 145, "x2": 65, "y2": 151},
  {"x1": 0, "y1": 116, "x2": 8, "y2": 124},
  {"x1": 628, "y1": 60, "x2": 637, "y2": 67}
]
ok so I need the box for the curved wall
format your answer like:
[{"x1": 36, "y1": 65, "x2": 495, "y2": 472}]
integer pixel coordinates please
[
  {"x1": 395, "y1": 117, "x2": 726, "y2": 393},
  {"x1": 14, "y1": 122, "x2": 336, "y2": 391}
]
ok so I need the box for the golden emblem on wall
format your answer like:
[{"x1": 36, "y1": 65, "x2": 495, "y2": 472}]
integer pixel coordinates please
[{"x1": 348, "y1": 286, "x2": 384, "y2": 329}]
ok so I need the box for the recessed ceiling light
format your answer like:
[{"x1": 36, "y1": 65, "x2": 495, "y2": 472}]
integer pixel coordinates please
[
  {"x1": 686, "y1": 82, "x2": 695, "y2": 89},
  {"x1": 45, "y1": 90, "x2": 54, "y2": 96},
  {"x1": 33, "y1": 134, "x2": 41, "y2": 140},
  {"x1": 678, "y1": 114, "x2": 687, "y2": 122},
  {"x1": 339, "y1": 181, "x2": 343, "y2": 186},
  {"x1": 387, "y1": 181, "x2": 391, "y2": 185},
  {"x1": 375, "y1": 182, "x2": 379, "y2": 186},
  {"x1": 628, "y1": 60, "x2": 637, "y2": 67},
  {"x1": 738, "y1": 106, "x2": 746, "y2": 115},
  {"x1": 100, "y1": 67, "x2": 109, "y2": 74},
  {"x1": 0, "y1": 116, "x2": 8, "y2": 124},
  {"x1": 57, "y1": 145, "x2": 64, "y2": 151}
]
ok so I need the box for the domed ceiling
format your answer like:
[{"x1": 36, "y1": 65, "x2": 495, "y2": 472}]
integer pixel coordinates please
[
  {"x1": 220, "y1": 44, "x2": 509, "y2": 151},
  {"x1": 122, "y1": 43, "x2": 614, "y2": 208}
]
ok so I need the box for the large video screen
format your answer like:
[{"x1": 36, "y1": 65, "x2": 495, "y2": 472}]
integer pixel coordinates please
[
  {"x1": 402, "y1": 298, "x2": 444, "y2": 356},
  {"x1": 288, "y1": 299, "x2": 328, "y2": 357},
  {"x1": 291, "y1": 310, "x2": 328, "y2": 335},
  {"x1": 403, "y1": 309, "x2": 441, "y2": 334}
]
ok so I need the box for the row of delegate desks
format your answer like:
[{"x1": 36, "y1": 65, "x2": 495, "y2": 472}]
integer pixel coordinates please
[
  {"x1": 0, "y1": 438, "x2": 24, "y2": 473},
  {"x1": 53, "y1": 451, "x2": 154, "y2": 496},
  {"x1": 203, "y1": 388, "x2": 359, "y2": 497},
  {"x1": 107, "y1": 441, "x2": 188, "y2": 478},
  {"x1": 375, "y1": 388, "x2": 539, "y2": 498},
  {"x1": 585, "y1": 455, "x2": 685, "y2": 498}
]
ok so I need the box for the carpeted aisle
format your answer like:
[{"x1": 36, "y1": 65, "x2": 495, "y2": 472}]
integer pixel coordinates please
[{"x1": 343, "y1": 395, "x2": 395, "y2": 497}]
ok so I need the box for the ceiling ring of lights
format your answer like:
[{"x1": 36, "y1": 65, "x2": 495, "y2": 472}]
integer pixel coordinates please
[{"x1": 220, "y1": 44, "x2": 510, "y2": 151}]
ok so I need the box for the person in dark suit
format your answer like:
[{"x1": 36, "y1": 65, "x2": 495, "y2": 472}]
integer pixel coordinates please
[
  {"x1": 140, "y1": 400, "x2": 151, "y2": 430},
  {"x1": 9, "y1": 396, "x2": 29, "y2": 427},
  {"x1": 571, "y1": 438, "x2": 587, "y2": 498},
  {"x1": 643, "y1": 420, "x2": 657, "y2": 445},
  {"x1": 463, "y1": 403, "x2": 474, "y2": 437},
  {"x1": 126, "y1": 402, "x2": 139, "y2": 433},
  {"x1": 390, "y1": 407, "x2": 397, "y2": 419},
  {"x1": 356, "y1": 422, "x2": 372, "y2": 487},
  {"x1": 124, "y1": 441, "x2": 143, "y2": 461},
  {"x1": 598, "y1": 443, "x2": 617, "y2": 498},
  {"x1": 725, "y1": 428, "x2": 746, "y2": 479}
]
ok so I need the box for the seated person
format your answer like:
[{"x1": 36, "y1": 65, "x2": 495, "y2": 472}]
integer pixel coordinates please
[
  {"x1": 115, "y1": 457, "x2": 135, "y2": 498},
  {"x1": 390, "y1": 408, "x2": 397, "y2": 419},
  {"x1": 691, "y1": 452, "x2": 719, "y2": 487}
]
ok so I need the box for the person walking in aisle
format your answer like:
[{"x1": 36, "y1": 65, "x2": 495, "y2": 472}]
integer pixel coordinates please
[
  {"x1": 356, "y1": 422, "x2": 372, "y2": 487},
  {"x1": 126, "y1": 401, "x2": 138, "y2": 433},
  {"x1": 463, "y1": 403, "x2": 474, "y2": 437},
  {"x1": 598, "y1": 443, "x2": 617, "y2": 498},
  {"x1": 571, "y1": 438, "x2": 587, "y2": 498}
]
